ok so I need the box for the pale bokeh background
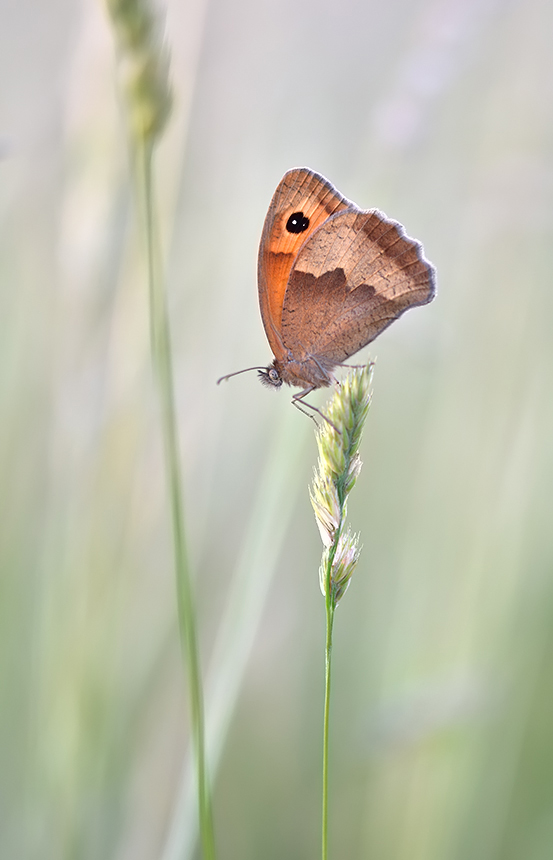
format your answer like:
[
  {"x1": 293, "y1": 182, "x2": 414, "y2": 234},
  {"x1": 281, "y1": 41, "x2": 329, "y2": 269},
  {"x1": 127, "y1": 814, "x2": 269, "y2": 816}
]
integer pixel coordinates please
[{"x1": 2, "y1": 0, "x2": 553, "y2": 858}]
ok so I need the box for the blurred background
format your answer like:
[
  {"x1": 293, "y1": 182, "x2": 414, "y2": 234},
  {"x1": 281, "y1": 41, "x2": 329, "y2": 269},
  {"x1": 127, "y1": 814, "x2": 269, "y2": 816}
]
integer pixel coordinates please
[{"x1": 2, "y1": 0, "x2": 553, "y2": 857}]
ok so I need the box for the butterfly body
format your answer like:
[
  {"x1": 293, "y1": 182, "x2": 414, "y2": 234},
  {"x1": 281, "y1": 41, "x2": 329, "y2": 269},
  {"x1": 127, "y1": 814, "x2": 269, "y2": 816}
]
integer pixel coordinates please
[
  {"x1": 218, "y1": 168, "x2": 436, "y2": 417},
  {"x1": 259, "y1": 350, "x2": 335, "y2": 390}
]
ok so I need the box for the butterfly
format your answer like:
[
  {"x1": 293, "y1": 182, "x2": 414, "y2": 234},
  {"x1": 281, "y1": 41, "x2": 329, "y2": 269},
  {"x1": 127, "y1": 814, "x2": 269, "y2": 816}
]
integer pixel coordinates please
[{"x1": 219, "y1": 168, "x2": 436, "y2": 418}]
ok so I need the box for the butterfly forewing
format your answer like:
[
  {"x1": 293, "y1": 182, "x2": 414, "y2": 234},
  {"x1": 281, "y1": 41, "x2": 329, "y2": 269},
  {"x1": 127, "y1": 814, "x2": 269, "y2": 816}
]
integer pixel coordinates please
[
  {"x1": 257, "y1": 168, "x2": 352, "y2": 360},
  {"x1": 280, "y1": 208, "x2": 436, "y2": 365}
]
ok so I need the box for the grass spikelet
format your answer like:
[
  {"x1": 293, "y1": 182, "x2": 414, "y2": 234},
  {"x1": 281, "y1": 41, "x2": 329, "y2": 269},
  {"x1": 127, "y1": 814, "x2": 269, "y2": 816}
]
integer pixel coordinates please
[{"x1": 311, "y1": 363, "x2": 372, "y2": 603}]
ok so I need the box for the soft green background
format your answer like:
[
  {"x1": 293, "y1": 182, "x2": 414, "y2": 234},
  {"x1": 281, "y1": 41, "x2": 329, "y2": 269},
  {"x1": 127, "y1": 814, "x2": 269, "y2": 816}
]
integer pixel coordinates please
[{"x1": 2, "y1": 0, "x2": 553, "y2": 858}]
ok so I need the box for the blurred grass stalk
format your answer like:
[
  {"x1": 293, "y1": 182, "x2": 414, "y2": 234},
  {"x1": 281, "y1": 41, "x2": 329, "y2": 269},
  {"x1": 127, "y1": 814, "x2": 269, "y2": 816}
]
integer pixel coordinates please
[
  {"x1": 310, "y1": 365, "x2": 372, "y2": 860},
  {"x1": 104, "y1": 1, "x2": 215, "y2": 857},
  {"x1": 161, "y1": 407, "x2": 311, "y2": 860}
]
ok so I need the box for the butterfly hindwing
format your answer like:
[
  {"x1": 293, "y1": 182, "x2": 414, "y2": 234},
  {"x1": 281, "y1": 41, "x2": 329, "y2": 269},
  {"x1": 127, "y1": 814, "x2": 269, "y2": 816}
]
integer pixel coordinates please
[{"x1": 280, "y1": 208, "x2": 436, "y2": 365}]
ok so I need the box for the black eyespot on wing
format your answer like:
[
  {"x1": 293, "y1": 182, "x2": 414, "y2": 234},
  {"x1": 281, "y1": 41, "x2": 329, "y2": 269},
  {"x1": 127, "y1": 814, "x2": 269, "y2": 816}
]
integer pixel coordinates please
[{"x1": 286, "y1": 212, "x2": 310, "y2": 234}]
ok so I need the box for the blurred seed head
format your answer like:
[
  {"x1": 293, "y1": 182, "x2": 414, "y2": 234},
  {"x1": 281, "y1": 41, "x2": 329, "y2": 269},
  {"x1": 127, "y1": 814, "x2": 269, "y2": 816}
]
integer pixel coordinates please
[{"x1": 106, "y1": 0, "x2": 173, "y2": 144}]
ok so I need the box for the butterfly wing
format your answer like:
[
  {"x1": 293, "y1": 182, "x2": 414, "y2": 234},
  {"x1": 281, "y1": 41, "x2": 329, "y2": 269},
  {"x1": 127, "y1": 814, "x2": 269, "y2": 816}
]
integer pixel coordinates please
[
  {"x1": 280, "y1": 208, "x2": 436, "y2": 366},
  {"x1": 257, "y1": 168, "x2": 352, "y2": 361}
]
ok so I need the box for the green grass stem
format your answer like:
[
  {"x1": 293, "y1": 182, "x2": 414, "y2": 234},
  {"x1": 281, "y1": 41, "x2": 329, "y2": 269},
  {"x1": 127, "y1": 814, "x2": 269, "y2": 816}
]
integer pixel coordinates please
[
  {"x1": 310, "y1": 366, "x2": 373, "y2": 860},
  {"x1": 322, "y1": 587, "x2": 335, "y2": 860},
  {"x1": 135, "y1": 136, "x2": 216, "y2": 860},
  {"x1": 105, "y1": 1, "x2": 216, "y2": 854}
]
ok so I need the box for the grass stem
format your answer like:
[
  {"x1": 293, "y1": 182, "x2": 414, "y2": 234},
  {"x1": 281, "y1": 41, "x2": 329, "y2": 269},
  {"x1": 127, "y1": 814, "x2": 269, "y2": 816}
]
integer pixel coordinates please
[
  {"x1": 135, "y1": 137, "x2": 216, "y2": 860},
  {"x1": 322, "y1": 585, "x2": 335, "y2": 860},
  {"x1": 310, "y1": 365, "x2": 373, "y2": 860}
]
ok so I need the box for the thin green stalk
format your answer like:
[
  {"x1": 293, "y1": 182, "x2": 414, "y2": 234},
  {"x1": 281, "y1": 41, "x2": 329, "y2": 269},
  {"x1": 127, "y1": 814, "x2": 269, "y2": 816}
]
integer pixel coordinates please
[
  {"x1": 135, "y1": 138, "x2": 215, "y2": 860},
  {"x1": 321, "y1": 507, "x2": 345, "y2": 860},
  {"x1": 104, "y1": 3, "x2": 216, "y2": 854},
  {"x1": 310, "y1": 365, "x2": 373, "y2": 860},
  {"x1": 322, "y1": 584, "x2": 335, "y2": 860}
]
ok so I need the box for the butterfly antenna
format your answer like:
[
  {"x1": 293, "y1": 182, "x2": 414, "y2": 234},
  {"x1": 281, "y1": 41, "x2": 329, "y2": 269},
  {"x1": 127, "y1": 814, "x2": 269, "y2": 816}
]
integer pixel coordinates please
[{"x1": 217, "y1": 366, "x2": 267, "y2": 385}]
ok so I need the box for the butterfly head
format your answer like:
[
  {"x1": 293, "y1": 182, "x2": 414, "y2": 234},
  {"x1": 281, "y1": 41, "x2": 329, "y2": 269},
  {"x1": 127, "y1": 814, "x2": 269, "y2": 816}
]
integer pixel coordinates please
[{"x1": 258, "y1": 363, "x2": 283, "y2": 389}]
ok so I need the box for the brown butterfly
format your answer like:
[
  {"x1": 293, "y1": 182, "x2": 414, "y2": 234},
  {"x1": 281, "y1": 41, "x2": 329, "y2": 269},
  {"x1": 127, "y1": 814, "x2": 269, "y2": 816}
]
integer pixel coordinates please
[{"x1": 219, "y1": 168, "x2": 436, "y2": 418}]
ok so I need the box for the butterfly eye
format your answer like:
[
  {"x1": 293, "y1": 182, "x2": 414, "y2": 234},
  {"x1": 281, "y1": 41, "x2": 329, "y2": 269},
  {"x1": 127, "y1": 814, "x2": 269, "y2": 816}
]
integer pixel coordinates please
[
  {"x1": 257, "y1": 366, "x2": 283, "y2": 388},
  {"x1": 286, "y1": 211, "x2": 310, "y2": 234}
]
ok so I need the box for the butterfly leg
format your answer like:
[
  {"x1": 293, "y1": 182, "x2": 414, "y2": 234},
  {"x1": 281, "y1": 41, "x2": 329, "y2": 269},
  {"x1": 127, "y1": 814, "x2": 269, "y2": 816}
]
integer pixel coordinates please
[
  {"x1": 291, "y1": 396, "x2": 319, "y2": 425},
  {"x1": 292, "y1": 388, "x2": 340, "y2": 434},
  {"x1": 335, "y1": 361, "x2": 375, "y2": 371}
]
